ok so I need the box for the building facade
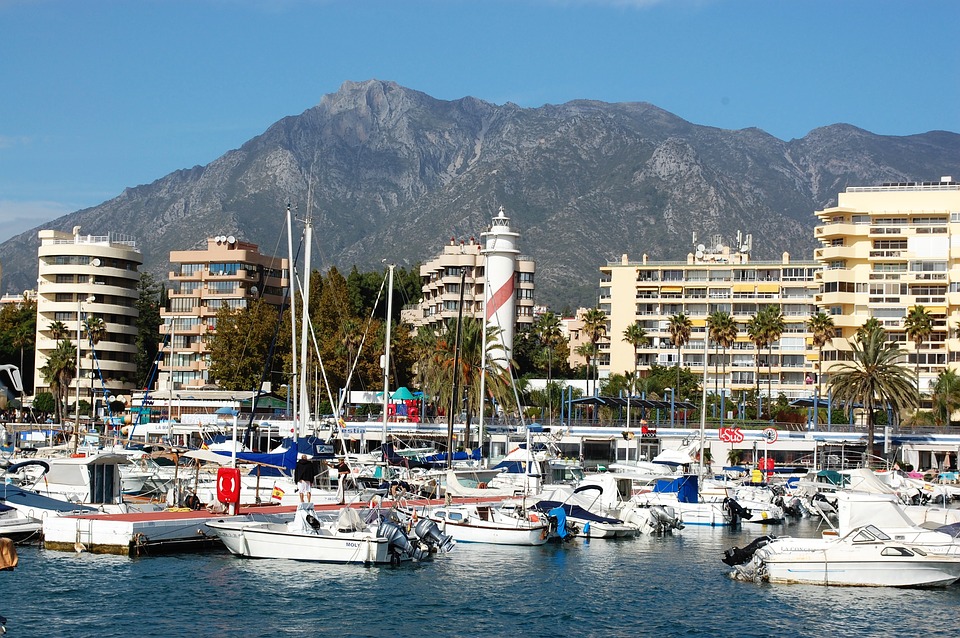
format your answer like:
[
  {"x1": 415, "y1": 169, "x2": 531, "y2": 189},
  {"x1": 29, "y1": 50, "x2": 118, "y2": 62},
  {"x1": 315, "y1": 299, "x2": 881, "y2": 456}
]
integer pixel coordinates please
[
  {"x1": 161, "y1": 236, "x2": 288, "y2": 391},
  {"x1": 599, "y1": 241, "x2": 821, "y2": 401},
  {"x1": 34, "y1": 227, "x2": 143, "y2": 404},
  {"x1": 814, "y1": 178, "x2": 960, "y2": 393},
  {"x1": 407, "y1": 209, "x2": 536, "y2": 360}
]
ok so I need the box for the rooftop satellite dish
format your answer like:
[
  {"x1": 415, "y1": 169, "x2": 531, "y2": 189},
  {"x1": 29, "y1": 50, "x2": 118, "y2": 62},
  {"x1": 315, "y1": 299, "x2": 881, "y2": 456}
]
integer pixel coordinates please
[
  {"x1": 227, "y1": 235, "x2": 236, "y2": 245},
  {"x1": 697, "y1": 243, "x2": 705, "y2": 252},
  {"x1": 695, "y1": 250, "x2": 704, "y2": 259},
  {"x1": 91, "y1": 258, "x2": 101, "y2": 267}
]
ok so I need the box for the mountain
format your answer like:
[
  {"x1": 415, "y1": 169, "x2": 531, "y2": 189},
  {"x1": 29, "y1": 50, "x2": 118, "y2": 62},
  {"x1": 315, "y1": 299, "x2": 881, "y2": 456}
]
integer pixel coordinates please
[{"x1": 2, "y1": 79, "x2": 959, "y2": 310}]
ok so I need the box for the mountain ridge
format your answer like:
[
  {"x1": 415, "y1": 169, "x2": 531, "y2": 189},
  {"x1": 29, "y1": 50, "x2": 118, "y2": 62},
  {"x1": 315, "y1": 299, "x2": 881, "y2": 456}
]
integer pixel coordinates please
[{"x1": 2, "y1": 79, "x2": 959, "y2": 310}]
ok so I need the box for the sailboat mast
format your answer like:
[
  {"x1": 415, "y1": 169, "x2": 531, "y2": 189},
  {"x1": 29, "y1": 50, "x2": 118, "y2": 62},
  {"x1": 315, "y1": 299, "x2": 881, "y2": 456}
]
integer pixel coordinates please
[
  {"x1": 298, "y1": 219, "x2": 312, "y2": 441},
  {"x1": 478, "y1": 259, "x2": 488, "y2": 458},
  {"x1": 381, "y1": 264, "x2": 394, "y2": 442},
  {"x1": 286, "y1": 205, "x2": 298, "y2": 437},
  {"x1": 699, "y1": 332, "x2": 709, "y2": 477},
  {"x1": 446, "y1": 268, "x2": 467, "y2": 470}
]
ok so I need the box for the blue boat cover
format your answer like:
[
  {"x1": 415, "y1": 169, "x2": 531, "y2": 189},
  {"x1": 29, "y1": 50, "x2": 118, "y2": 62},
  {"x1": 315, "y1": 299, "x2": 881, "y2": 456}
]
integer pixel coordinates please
[
  {"x1": 548, "y1": 506, "x2": 568, "y2": 539},
  {"x1": 534, "y1": 501, "x2": 623, "y2": 525},
  {"x1": 0, "y1": 485, "x2": 97, "y2": 513},
  {"x1": 653, "y1": 475, "x2": 699, "y2": 503}
]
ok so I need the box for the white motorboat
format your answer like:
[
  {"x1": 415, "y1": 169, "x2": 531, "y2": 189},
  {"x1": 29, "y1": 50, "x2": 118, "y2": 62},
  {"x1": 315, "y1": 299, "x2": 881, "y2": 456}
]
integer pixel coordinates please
[
  {"x1": 630, "y1": 475, "x2": 736, "y2": 527},
  {"x1": 426, "y1": 503, "x2": 551, "y2": 546},
  {"x1": 531, "y1": 484, "x2": 638, "y2": 539},
  {"x1": 0, "y1": 502, "x2": 41, "y2": 544},
  {"x1": 208, "y1": 503, "x2": 455, "y2": 565},
  {"x1": 723, "y1": 491, "x2": 960, "y2": 587}
]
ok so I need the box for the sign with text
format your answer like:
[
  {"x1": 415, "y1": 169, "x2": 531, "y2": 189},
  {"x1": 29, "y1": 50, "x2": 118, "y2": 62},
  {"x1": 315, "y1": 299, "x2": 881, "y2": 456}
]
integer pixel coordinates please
[
  {"x1": 762, "y1": 427, "x2": 778, "y2": 444},
  {"x1": 718, "y1": 427, "x2": 744, "y2": 443}
]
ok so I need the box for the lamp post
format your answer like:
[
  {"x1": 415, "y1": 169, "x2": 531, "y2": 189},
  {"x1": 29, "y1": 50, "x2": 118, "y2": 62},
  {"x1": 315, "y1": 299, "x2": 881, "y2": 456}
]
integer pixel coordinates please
[
  {"x1": 73, "y1": 295, "x2": 94, "y2": 452},
  {"x1": 664, "y1": 387, "x2": 675, "y2": 428}
]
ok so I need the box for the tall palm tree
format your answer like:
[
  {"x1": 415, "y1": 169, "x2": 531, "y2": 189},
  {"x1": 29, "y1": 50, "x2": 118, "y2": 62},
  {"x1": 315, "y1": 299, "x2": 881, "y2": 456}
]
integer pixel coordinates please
[
  {"x1": 623, "y1": 321, "x2": 650, "y2": 427},
  {"x1": 904, "y1": 305, "x2": 933, "y2": 394},
  {"x1": 581, "y1": 308, "x2": 607, "y2": 397},
  {"x1": 746, "y1": 310, "x2": 768, "y2": 405},
  {"x1": 829, "y1": 323, "x2": 919, "y2": 465},
  {"x1": 707, "y1": 311, "x2": 737, "y2": 400},
  {"x1": 762, "y1": 306, "x2": 785, "y2": 402},
  {"x1": 667, "y1": 313, "x2": 692, "y2": 397},
  {"x1": 856, "y1": 317, "x2": 883, "y2": 344},
  {"x1": 39, "y1": 340, "x2": 77, "y2": 424},
  {"x1": 930, "y1": 368, "x2": 960, "y2": 427},
  {"x1": 575, "y1": 342, "x2": 598, "y2": 397},
  {"x1": 84, "y1": 316, "x2": 106, "y2": 347},
  {"x1": 808, "y1": 311, "x2": 836, "y2": 401},
  {"x1": 534, "y1": 311, "x2": 564, "y2": 420}
]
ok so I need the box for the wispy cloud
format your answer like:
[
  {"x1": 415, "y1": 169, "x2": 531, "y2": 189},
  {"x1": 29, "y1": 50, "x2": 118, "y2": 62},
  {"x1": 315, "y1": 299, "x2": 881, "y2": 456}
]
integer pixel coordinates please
[
  {"x1": 0, "y1": 135, "x2": 32, "y2": 149},
  {"x1": 0, "y1": 199, "x2": 73, "y2": 244}
]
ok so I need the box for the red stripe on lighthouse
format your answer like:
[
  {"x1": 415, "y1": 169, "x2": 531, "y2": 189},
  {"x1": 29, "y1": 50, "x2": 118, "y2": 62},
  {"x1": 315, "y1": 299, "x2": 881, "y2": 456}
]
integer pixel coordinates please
[{"x1": 486, "y1": 277, "x2": 515, "y2": 320}]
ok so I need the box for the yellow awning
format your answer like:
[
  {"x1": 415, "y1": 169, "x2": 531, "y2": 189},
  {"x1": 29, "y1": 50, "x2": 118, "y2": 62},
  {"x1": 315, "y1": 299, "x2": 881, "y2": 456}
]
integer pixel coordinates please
[
  {"x1": 660, "y1": 286, "x2": 683, "y2": 293},
  {"x1": 691, "y1": 319, "x2": 706, "y2": 327},
  {"x1": 757, "y1": 283, "x2": 780, "y2": 293},
  {"x1": 806, "y1": 352, "x2": 820, "y2": 360},
  {"x1": 922, "y1": 306, "x2": 947, "y2": 315},
  {"x1": 732, "y1": 283, "x2": 754, "y2": 293}
]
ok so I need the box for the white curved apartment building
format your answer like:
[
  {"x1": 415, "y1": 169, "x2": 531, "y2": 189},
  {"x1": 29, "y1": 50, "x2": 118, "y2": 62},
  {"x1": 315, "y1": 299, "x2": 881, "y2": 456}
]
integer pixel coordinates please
[{"x1": 33, "y1": 227, "x2": 143, "y2": 407}]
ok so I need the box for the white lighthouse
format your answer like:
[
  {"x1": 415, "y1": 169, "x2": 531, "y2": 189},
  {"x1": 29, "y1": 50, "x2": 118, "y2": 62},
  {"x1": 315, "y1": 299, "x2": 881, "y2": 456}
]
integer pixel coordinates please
[{"x1": 481, "y1": 206, "x2": 520, "y2": 366}]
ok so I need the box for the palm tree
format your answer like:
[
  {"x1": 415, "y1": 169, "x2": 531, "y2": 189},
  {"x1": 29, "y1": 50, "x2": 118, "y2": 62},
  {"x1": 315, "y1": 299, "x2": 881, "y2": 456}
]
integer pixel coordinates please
[
  {"x1": 829, "y1": 323, "x2": 919, "y2": 465},
  {"x1": 707, "y1": 311, "x2": 737, "y2": 401},
  {"x1": 534, "y1": 311, "x2": 564, "y2": 421},
  {"x1": 39, "y1": 340, "x2": 77, "y2": 424},
  {"x1": 623, "y1": 321, "x2": 650, "y2": 427},
  {"x1": 904, "y1": 305, "x2": 933, "y2": 394},
  {"x1": 930, "y1": 368, "x2": 960, "y2": 427},
  {"x1": 49, "y1": 320, "x2": 68, "y2": 343},
  {"x1": 581, "y1": 308, "x2": 607, "y2": 397},
  {"x1": 856, "y1": 317, "x2": 883, "y2": 344},
  {"x1": 808, "y1": 311, "x2": 836, "y2": 401},
  {"x1": 762, "y1": 306, "x2": 785, "y2": 402},
  {"x1": 667, "y1": 313, "x2": 692, "y2": 397},
  {"x1": 746, "y1": 310, "x2": 768, "y2": 406}
]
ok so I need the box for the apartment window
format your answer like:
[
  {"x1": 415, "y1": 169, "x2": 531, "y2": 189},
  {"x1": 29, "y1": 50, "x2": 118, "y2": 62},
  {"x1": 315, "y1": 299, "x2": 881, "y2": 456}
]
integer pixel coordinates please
[
  {"x1": 207, "y1": 281, "x2": 236, "y2": 295},
  {"x1": 909, "y1": 261, "x2": 947, "y2": 272},
  {"x1": 873, "y1": 263, "x2": 907, "y2": 272},
  {"x1": 828, "y1": 260, "x2": 846, "y2": 270},
  {"x1": 829, "y1": 306, "x2": 842, "y2": 316},
  {"x1": 830, "y1": 238, "x2": 844, "y2": 247},
  {"x1": 208, "y1": 262, "x2": 241, "y2": 276},
  {"x1": 872, "y1": 239, "x2": 907, "y2": 250},
  {"x1": 662, "y1": 270, "x2": 683, "y2": 282},
  {"x1": 179, "y1": 263, "x2": 204, "y2": 276},
  {"x1": 170, "y1": 297, "x2": 198, "y2": 312},
  {"x1": 518, "y1": 272, "x2": 534, "y2": 284},
  {"x1": 852, "y1": 215, "x2": 871, "y2": 225}
]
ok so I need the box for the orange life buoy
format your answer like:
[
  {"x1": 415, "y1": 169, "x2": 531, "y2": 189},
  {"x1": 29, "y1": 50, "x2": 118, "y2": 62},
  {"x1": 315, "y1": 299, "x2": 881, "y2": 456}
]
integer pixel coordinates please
[{"x1": 477, "y1": 482, "x2": 487, "y2": 489}]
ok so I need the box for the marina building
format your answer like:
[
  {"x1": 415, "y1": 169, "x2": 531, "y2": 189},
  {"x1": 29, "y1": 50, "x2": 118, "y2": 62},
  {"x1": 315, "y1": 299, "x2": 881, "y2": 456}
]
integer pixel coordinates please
[
  {"x1": 598, "y1": 238, "x2": 821, "y2": 401},
  {"x1": 814, "y1": 177, "x2": 960, "y2": 393},
  {"x1": 33, "y1": 227, "x2": 143, "y2": 405},
  {"x1": 161, "y1": 236, "x2": 288, "y2": 391},
  {"x1": 405, "y1": 208, "x2": 535, "y2": 362}
]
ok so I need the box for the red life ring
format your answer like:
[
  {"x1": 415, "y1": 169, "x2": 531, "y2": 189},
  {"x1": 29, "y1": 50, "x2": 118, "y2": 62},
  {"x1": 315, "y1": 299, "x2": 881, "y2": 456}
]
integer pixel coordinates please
[
  {"x1": 216, "y1": 467, "x2": 241, "y2": 504},
  {"x1": 477, "y1": 482, "x2": 488, "y2": 489}
]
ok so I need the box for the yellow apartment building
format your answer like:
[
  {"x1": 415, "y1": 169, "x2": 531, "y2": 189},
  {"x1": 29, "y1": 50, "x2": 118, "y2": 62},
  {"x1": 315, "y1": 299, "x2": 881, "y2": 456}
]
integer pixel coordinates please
[
  {"x1": 814, "y1": 177, "x2": 960, "y2": 394},
  {"x1": 598, "y1": 238, "x2": 821, "y2": 401}
]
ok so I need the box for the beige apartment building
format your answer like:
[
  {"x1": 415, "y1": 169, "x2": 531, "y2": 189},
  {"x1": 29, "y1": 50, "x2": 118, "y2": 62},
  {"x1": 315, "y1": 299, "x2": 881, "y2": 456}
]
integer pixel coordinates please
[
  {"x1": 161, "y1": 236, "x2": 288, "y2": 391},
  {"x1": 814, "y1": 177, "x2": 960, "y2": 394},
  {"x1": 34, "y1": 227, "x2": 143, "y2": 406},
  {"x1": 598, "y1": 239, "x2": 820, "y2": 401}
]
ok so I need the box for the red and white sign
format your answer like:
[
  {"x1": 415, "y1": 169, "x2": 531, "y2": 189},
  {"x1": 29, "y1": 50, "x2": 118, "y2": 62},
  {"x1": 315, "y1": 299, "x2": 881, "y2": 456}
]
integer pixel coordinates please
[
  {"x1": 762, "y1": 427, "x2": 778, "y2": 444},
  {"x1": 718, "y1": 427, "x2": 744, "y2": 443}
]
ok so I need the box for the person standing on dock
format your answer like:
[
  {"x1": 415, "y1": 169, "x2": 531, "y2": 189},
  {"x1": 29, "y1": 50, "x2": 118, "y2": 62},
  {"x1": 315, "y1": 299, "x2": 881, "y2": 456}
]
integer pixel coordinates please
[{"x1": 295, "y1": 454, "x2": 317, "y2": 503}]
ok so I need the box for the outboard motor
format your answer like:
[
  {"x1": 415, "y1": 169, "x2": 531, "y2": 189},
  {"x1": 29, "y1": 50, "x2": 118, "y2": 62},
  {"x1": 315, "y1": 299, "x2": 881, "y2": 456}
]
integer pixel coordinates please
[
  {"x1": 413, "y1": 518, "x2": 456, "y2": 554},
  {"x1": 379, "y1": 519, "x2": 426, "y2": 561},
  {"x1": 724, "y1": 497, "x2": 752, "y2": 526},
  {"x1": 650, "y1": 505, "x2": 684, "y2": 531},
  {"x1": 721, "y1": 535, "x2": 774, "y2": 567}
]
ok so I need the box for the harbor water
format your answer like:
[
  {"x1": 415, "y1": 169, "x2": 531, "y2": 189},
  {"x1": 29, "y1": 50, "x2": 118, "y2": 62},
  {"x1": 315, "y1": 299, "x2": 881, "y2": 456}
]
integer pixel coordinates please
[{"x1": 2, "y1": 517, "x2": 959, "y2": 638}]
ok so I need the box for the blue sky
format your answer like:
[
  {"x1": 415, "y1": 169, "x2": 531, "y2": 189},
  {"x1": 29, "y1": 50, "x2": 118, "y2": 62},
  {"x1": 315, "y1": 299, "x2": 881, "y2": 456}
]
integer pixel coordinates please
[{"x1": 1, "y1": 0, "x2": 957, "y2": 245}]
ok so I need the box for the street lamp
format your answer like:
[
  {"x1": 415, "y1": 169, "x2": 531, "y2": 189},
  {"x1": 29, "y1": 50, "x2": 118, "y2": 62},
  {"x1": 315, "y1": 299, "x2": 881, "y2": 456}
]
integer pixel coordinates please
[
  {"x1": 664, "y1": 387, "x2": 675, "y2": 428},
  {"x1": 74, "y1": 295, "x2": 95, "y2": 451}
]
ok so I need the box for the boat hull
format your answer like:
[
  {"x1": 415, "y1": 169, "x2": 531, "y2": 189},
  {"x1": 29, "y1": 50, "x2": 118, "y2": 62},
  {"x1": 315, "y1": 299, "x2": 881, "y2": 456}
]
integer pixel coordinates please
[
  {"x1": 432, "y1": 518, "x2": 548, "y2": 546},
  {"x1": 208, "y1": 520, "x2": 392, "y2": 564}
]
